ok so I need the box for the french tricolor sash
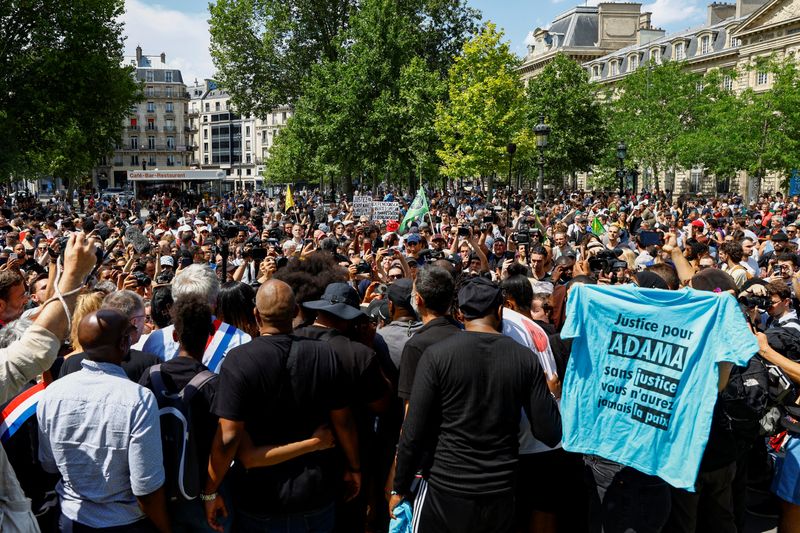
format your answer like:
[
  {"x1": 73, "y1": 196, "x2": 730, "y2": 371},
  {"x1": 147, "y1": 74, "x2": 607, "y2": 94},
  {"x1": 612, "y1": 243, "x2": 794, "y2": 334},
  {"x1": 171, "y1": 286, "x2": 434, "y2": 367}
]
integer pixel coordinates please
[
  {"x1": 203, "y1": 319, "x2": 236, "y2": 373},
  {"x1": 0, "y1": 382, "x2": 46, "y2": 444}
]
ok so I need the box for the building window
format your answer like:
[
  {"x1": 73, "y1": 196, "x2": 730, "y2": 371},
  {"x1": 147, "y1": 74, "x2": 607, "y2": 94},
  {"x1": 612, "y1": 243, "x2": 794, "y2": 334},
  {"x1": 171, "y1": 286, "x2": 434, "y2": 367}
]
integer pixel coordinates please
[
  {"x1": 690, "y1": 166, "x2": 702, "y2": 193},
  {"x1": 165, "y1": 71, "x2": 173, "y2": 83},
  {"x1": 700, "y1": 36, "x2": 711, "y2": 55},
  {"x1": 203, "y1": 142, "x2": 208, "y2": 152},
  {"x1": 628, "y1": 54, "x2": 638, "y2": 72},
  {"x1": 166, "y1": 136, "x2": 175, "y2": 149},
  {"x1": 148, "y1": 136, "x2": 155, "y2": 149},
  {"x1": 225, "y1": 100, "x2": 230, "y2": 110},
  {"x1": 165, "y1": 102, "x2": 174, "y2": 113},
  {"x1": 203, "y1": 129, "x2": 208, "y2": 139},
  {"x1": 166, "y1": 86, "x2": 173, "y2": 97},
  {"x1": 204, "y1": 155, "x2": 209, "y2": 164},
  {"x1": 246, "y1": 154, "x2": 252, "y2": 164},
  {"x1": 282, "y1": 112, "x2": 287, "y2": 122},
  {"x1": 674, "y1": 42, "x2": 685, "y2": 60},
  {"x1": 610, "y1": 61, "x2": 619, "y2": 76},
  {"x1": 131, "y1": 155, "x2": 139, "y2": 165},
  {"x1": 757, "y1": 71, "x2": 768, "y2": 85},
  {"x1": 215, "y1": 102, "x2": 221, "y2": 111},
  {"x1": 245, "y1": 126, "x2": 250, "y2": 136},
  {"x1": 717, "y1": 176, "x2": 730, "y2": 194},
  {"x1": 167, "y1": 155, "x2": 175, "y2": 166},
  {"x1": 147, "y1": 102, "x2": 155, "y2": 113},
  {"x1": 730, "y1": 37, "x2": 741, "y2": 48},
  {"x1": 130, "y1": 118, "x2": 137, "y2": 127},
  {"x1": 723, "y1": 75, "x2": 733, "y2": 91},
  {"x1": 246, "y1": 168, "x2": 252, "y2": 176},
  {"x1": 148, "y1": 156, "x2": 156, "y2": 166},
  {"x1": 146, "y1": 118, "x2": 155, "y2": 130},
  {"x1": 146, "y1": 71, "x2": 154, "y2": 82},
  {"x1": 205, "y1": 103, "x2": 210, "y2": 112},
  {"x1": 146, "y1": 86, "x2": 154, "y2": 97},
  {"x1": 130, "y1": 137, "x2": 138, "y2": 149},
  {"x1": 652, "y1": 48, "x2": 661, "y2": 64}
]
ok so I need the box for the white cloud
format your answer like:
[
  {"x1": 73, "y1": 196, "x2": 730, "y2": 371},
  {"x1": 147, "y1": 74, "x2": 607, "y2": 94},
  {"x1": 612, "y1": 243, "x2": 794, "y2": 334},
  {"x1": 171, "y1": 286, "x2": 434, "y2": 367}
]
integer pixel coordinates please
[
  {"x1": 120, "y1": 0, "x2": 214, "y2": 85},
  {"x1": 643, "y1": 0, "x2": 704, "y2": 28}
]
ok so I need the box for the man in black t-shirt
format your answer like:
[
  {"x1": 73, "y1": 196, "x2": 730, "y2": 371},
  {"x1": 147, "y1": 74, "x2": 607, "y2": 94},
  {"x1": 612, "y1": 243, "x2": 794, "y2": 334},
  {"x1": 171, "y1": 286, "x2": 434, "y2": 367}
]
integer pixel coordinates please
[
  {"x1": 396, "y1": 266, "x2": 460, "y2": 405},
  {"x1": 392, "y1": 277, "x2": 561, "y2": 533},
  {"x1": 203, "y1": 280, "x2": 360, "y2": 532},
  {"x1": 297, "y1": 282, "x2": 391, "y2": 533}
]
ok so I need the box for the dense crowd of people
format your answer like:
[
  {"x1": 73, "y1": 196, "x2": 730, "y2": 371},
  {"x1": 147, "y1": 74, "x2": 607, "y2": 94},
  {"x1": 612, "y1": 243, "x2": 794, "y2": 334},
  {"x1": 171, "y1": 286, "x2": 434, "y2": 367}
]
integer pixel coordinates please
[{"x1": 1, "y1": 185, "x2": 799, "y2": 533}]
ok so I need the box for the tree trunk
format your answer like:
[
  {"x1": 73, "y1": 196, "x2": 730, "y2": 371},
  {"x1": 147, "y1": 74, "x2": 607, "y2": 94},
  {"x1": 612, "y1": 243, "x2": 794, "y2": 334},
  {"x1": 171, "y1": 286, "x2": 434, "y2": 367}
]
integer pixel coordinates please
[{"x1": 343, "y1": 173, "x2": 353, "y2": 199}]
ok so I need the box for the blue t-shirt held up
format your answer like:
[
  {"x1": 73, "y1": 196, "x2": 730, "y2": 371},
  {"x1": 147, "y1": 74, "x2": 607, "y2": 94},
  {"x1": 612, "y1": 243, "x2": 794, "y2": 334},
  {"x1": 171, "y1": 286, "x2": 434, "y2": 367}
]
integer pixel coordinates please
[{"x1": 560, "y1": 284, "x2": 758, "y2": 490}]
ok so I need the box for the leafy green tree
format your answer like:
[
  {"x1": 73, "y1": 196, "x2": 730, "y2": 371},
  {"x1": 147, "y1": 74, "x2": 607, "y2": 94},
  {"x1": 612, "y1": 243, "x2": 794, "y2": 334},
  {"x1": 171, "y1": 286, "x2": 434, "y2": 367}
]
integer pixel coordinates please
[
  {"x1": 209, "y1": 0, "x2": 355, "y2": 118},
  {"x1": 683, "y1": 58, "x2": 800, "y2": 196},
  {"x1": 605, "y1": 60, "x2": 701, "y2": 191},
  {"x1": 264, "y1": 0, "x2": 464, "y2": 194},
  {"x1": 0, "y1": 0, "x2": 141, "y2": 194},
  {"x1": 435, "y1": 23, "x2": 526, "y2": 187},
  {"x1": 209, "y1": 0, "x2": 478, "y2": 118},
  {"x1": 523, "y1": 53, "x2": 608, "y2": 189}
]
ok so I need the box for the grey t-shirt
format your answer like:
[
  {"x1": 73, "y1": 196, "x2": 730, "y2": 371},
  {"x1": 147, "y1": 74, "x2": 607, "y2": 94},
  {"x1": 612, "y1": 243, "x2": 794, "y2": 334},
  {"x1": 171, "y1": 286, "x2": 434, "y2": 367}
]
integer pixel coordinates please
[{"x1": 377, "y1": 319, "x2": 423, "y2": 370}]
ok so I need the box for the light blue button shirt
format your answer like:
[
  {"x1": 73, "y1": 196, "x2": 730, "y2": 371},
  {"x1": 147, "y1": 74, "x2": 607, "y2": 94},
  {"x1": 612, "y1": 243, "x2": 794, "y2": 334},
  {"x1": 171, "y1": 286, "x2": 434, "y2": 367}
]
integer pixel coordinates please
[{"x1": 37, "y1": 359, "x2": 165, "y2": 528}]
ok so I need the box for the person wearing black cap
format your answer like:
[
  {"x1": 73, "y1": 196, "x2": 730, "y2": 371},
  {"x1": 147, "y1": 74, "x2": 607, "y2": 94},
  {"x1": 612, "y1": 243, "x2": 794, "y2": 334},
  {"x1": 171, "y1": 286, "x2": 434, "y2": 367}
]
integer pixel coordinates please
[
  {"x1": 376, "y1": 279, "x2": 423, "y2": 372},
  {"x1": 758, "y1": 231, "x2": 789, "y2": 269},
  {"x1": 391, "y1": 277, "x2": 561, "y2": 533},
  {"x1": 296, "y1": 282, "x2": 392, "y2": 532}
]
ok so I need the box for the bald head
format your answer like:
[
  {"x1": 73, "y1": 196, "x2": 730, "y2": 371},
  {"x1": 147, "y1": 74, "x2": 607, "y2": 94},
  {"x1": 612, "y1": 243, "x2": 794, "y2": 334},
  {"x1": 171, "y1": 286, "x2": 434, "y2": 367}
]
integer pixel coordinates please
[
  {"x1": 255, "y1": 280, "x2": 297, "y2": 332},
  {"x1": 78, "y1": 309, "x2": 134, "y2": 364}
]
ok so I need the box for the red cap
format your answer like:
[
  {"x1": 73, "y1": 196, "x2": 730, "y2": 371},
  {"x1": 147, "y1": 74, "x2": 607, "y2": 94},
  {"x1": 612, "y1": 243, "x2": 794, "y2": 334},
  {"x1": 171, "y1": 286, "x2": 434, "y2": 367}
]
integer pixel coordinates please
[
  {"x1": 386, "y1": 220, "x2": 399, "y2": 232},
  {"x1": 691, "y1": 219, "x2": 705, "y2": 228}
]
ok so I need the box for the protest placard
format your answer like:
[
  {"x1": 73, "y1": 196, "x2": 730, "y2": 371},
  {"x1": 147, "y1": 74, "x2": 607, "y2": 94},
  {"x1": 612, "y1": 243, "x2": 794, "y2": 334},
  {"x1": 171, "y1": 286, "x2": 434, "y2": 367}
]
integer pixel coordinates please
[
  {"x1": 352, "y1": 195, "x2": 373, "y2": 217},
  {"x1": 372, "y1": 201, "x2": 400, "y2": 220}
]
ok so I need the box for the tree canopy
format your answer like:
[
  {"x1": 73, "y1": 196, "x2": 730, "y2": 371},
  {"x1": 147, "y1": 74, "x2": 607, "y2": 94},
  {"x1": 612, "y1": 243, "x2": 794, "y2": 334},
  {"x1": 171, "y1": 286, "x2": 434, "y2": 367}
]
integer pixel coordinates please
[{"x1": 0, "y1": 0, "x2": 141, "y2": 191}]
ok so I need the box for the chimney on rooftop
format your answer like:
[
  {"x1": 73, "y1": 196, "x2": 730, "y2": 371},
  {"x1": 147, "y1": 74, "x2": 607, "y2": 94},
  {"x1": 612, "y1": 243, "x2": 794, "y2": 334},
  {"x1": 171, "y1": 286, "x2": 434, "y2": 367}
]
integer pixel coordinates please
[
  {"x1": 136, "y1": 45, "x2": 142, "y2": 66},
  {"x1": 160, "y1": 52, "x2": 166, "y2": 64}
]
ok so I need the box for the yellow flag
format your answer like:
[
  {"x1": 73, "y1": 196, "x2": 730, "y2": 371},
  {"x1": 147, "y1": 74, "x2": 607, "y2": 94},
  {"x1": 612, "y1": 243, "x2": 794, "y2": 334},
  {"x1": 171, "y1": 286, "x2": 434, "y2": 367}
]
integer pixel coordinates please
[{"x1": 285, "y1": 184, "x2": 295, "y2": 211}]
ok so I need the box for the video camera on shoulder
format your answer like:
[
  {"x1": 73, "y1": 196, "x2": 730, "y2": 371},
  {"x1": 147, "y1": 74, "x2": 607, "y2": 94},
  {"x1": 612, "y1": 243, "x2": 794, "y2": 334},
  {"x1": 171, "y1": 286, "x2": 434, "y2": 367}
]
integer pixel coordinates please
[
  {"x1": 588, "y1": 249, "x2": 625, "y2": 275},
  {"x1": 738, "y1": 294, "x2": 770, "y2": 311},
  {"x1": 213, "y1": 222, "x2": 242, "y2": 239},
  {"x1": 512, "y1": 224, "x2": 537, "y2": 245}
]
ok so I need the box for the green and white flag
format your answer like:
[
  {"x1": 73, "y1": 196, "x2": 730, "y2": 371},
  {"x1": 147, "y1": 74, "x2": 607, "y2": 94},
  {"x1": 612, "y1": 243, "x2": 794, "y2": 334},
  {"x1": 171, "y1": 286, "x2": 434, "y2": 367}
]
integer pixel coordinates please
[
  {"x1": 591, "y1": 216, "x2": 606, "y2": 236},
  {"x1": 399, "y1": 187, "x2": 429, "y2": 233}
]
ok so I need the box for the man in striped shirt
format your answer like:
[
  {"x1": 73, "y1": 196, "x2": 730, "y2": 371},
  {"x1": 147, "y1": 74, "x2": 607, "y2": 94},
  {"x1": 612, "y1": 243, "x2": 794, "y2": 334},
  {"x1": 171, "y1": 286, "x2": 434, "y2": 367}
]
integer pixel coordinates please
[{"x1": 140, "y1": 265, "x2": 251, "y2": 372}]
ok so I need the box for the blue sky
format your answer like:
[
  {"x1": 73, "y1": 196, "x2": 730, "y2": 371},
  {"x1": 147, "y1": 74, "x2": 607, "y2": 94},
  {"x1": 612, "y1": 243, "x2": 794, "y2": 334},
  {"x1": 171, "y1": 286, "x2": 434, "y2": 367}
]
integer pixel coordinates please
[{"x1": 122, "y1": 0, "x2": 709, "y2": 82}]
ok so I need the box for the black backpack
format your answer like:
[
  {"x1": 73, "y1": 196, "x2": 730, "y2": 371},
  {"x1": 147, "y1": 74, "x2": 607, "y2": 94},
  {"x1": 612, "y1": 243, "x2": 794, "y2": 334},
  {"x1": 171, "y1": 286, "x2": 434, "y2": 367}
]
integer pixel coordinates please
[
  {"x1": 147, "y1": 365, "x2": 217, "y2": 502},
  {"x1": 720, "y1": 355, "x2": 797, "y2": 439}
]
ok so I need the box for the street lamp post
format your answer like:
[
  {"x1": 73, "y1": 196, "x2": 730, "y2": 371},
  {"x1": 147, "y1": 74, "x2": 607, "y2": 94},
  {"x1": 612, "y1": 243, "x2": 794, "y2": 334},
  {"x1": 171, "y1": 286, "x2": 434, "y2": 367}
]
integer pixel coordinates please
[
  {"x1": 506, "y1": 143, "x2": 516, "y2": 227},
  {"x1": 616, "y1": 141, "x2": 627, "y2": 197},
  {"x1": 534, "y1": 115, "x2": 551, "y2": 203}
]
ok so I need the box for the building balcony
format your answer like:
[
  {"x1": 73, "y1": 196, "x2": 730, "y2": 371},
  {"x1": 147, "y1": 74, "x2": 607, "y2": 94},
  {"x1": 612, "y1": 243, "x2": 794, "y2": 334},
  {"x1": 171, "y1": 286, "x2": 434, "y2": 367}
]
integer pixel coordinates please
[
  {"x1": 127, "y1": 125, "x2": 141, "y2": 131},
  {"x1": 164, "y1": 125, "x2": 177, "y2": 132},
  {"x1": 144, "y1": 126, "x2": 158, "y2": 132}
]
